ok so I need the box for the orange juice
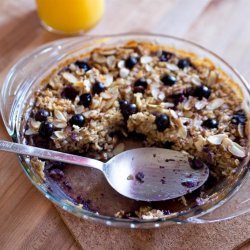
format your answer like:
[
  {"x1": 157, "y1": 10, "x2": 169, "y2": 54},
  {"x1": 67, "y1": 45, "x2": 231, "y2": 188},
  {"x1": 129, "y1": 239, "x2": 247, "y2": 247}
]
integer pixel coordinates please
[{"x1": 36, "y1": 0, "x2": 104, "y2": 34}]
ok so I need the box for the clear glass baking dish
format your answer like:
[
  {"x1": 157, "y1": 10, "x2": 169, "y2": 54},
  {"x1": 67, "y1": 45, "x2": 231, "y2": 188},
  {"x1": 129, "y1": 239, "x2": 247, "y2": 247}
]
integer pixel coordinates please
[{"x1": 1, "y1": 33, "x2": 249, "y2": 228}]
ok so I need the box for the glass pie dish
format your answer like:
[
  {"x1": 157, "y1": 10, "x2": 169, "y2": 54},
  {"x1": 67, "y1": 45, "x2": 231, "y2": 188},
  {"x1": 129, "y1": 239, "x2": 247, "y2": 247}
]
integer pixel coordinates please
[{"x1": 1, "y1": 33, "x2": 249, "y2": 228}]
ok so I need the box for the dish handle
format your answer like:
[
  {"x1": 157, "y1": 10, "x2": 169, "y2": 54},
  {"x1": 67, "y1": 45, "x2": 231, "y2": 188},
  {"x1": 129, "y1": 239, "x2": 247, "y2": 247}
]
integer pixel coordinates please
[{"x1": 188, "y1": 170, "x2": 250, "y2": 223}]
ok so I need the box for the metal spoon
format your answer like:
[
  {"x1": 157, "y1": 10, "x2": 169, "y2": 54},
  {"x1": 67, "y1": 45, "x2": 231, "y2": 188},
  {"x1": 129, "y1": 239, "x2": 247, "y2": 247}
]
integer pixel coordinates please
[{"x1": 0, "y1": 140, "x2": 209, "y2": 201}]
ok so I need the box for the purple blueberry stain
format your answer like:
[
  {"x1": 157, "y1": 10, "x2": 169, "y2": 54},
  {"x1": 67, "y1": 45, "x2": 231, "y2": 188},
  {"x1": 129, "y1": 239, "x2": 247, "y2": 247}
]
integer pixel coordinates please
[
  {"x1": 181, "y1": 181, "x2": 200, "y2": 188},
  {"x1": 71, "y1": 132, "x2": 79, "y2": 141},
  {"x1": 135, "y1": 172, "x2": 145, "y2": 183},
  {"x1": 165, "y1": 159, "x2": 175, "y2": 162},
  {"x1": 49, "y1": 168, "x2": 64, "y2": 180},
  {"x1": 76, "y1": 196, "x2": 93, "y2": 211},
  {"x1": 63, "y1": 180, "x2": 72, "y2": 190}
]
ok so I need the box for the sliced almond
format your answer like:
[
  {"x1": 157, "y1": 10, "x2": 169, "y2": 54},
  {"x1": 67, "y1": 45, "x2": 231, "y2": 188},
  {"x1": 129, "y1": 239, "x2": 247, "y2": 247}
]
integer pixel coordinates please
[
  {"x1": 191, "y1": 75, "x2": 201, "y2": 86},
  {"x1": 145, "y1": 64, "x2": 152, "y2": 72},
  {"x1": 183, "y1": 99, "x2": 192, "y2": 110},
  {"x1": 207, "y1": 134, "x2": 227, "y2": 145},
  {"x1": 192, "y1": 118, "x2": 203, "y2": 128},
  {"x1": 206, "y1": 98, "x2": 224, "y2": 110},
  {"x1": 102, "y1": 98, "x2": 116, "y2": 111},
  {"x1": 83, "y1": 110, "x2": 99, "y2": 118},
  {"x1": 100, "y1": 49, "x2": 117, "y2": 56},
  {"x1": 82, "y1": 79, "x2": 91, "y2": 92},
  {"x1": 158, "y1": 92, "x2": 165, "y2": 101},
  {"x1": 53, "y1": 120, "x2": 67, "y2": 129},
  {"x1": 140, "y1": 56, "x2": 152, "y2": 64},
  {"x1": 25, "y1": 128, "x2": 38, "y2": 135},
  {"x1": 238, "y1": 123, "x2": 244, "y2": 138},
  {"x1": 54, "y1": 110, "x2": 67, "y2": 122},
  {"x1": 221, "y1": 137, "x2": 232, "y2": 150},
  {"x1": 169, "y1": 109, "x2": 178, "y2": 119},
  {"x1": 228, "y1": 142, "x2": 246, "y2": 158},
  {"x1": 117, "y1": 60, "x2": 125, "y2": 69},
  {"x1": 106, "y1": 56, "x2": 116, "y2": 68},
  {"x1": 195, "y1": 100, "x2": 207, "y2": 110},
  {"x1": 92, "y1": 53, "x2": 106, "y2": 63},
  {"x1": 101, "y1": 92, "x2": 112, "y2": 100},
  {"x1": 151, "y1": 85, "x2": 160, "y2": 99},
  {"x1": 72, "y1": 125, "x2": 81, "y2": 133},
  {"x1": 30, "y1": 119, "x2": 41, "y2": 129},
  {"x1": 178, "y1": 125, "x2": 187, "y2": 138},
  {"x1": 104, "y1": 74, "x2": 113, "y2": 87},
  {"x1": 119, "y1": 68, "x2": 130, "y2": 78},
  {"x1": 62, "y1": 72, "x2": 78, "y2": 84},
  {"x1": 208, "y1": 71, "x2": 218, "y2": 85},
  {"x1": 54, "y1": 130, "x2": 66, "y2": 139},
  {"x1": 75, "y1": 105, "x2": 85, "y2": 114},
  {"x1": 91, "y1": 98, "x2": 101, "y2": 109},
  {"x1": 163, "y1": 102, "x2": 175, "y2": 108},
  {"x1": 134, "y1": 93, "x2": 143, "y2": 108},
  {"x1": 166, "y1": 63, "x2": 179, "y2": 71}
]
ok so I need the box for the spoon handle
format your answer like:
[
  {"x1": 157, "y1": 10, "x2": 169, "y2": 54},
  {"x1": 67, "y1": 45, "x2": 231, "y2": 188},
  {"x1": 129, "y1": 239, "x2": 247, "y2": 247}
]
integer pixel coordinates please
[{"x1": 0, "y1": 140, "x2": 104, "y2": 171}]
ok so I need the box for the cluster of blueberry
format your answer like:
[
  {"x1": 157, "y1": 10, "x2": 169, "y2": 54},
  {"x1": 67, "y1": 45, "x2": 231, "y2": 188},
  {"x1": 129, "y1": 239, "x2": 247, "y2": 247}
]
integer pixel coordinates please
[{"x1": 119, "y1": 52, "x2": 215, "y2": 131}]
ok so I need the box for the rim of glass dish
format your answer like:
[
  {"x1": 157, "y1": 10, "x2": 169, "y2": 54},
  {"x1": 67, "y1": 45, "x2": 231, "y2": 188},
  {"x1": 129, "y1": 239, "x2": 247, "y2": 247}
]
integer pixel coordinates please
[{"x1": 4, "y1": 32, "x2": 250, "y2": 228}]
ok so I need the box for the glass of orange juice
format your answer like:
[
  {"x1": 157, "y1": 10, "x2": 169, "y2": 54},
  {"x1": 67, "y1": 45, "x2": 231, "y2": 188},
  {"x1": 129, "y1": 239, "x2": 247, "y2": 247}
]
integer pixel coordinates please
[{"x1": 36, "y1": 0, "x2": 104, "y2": 34}]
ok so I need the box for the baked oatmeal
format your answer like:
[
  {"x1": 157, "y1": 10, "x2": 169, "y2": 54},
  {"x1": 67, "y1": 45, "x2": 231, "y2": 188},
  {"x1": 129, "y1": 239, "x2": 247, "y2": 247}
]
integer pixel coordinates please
[{"x1": 24, "y1": 41, "x2": 249, "y2": 219}]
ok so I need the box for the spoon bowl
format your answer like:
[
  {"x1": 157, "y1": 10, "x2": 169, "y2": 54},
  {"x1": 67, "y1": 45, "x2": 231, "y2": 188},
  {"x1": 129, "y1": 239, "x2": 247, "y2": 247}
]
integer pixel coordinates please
[
  {"x1": 0, "y1": 140, "x2": 209, "y2": 201},
  {"x1": 104, "y1": 148, "x2": 209, "y2": 201}
]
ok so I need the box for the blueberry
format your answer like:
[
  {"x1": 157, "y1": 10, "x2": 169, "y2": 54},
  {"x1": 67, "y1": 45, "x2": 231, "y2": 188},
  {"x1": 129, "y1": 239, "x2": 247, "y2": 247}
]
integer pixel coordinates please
[
  {"x1": 202, "y1": 118, "x2": 218, "y2": 129},
  {"x1": 74, "y1": 61, "x2": 91, "y2": 72},
  {"x1": 39, "y1": 122, "x2": 54, "y2": 137},
  {"x1": 134, "y1": 79, "x2": 148, "y2": 88},
  {"x1": 92, "y1": 82, "x2": 105, "y2": 95},
  {"x1": 172, "y1": 94, "x2": 185, "y2": 105},
  {"x1": 189, "y1": 157, "x2": 204, "y2": 170},
  {"x1": 181, "y1": 181, "x2": 199, "y2": 188},
  {"x1": 69, "y1": 114, "x2": 85, "y2": 127},
  {"x1": 133, "y1": 86, "x2": 146, "y2": 94},
  {"x1": 159, "y1": 51, "x2": 173, "y2": 62},
  {"x1": 119, "y1": 100, "x2": 129, "y2": 110},
  {"x1": 178, "y1": 58, "x2": 191, "y2": 69},
  {"x1": 35, "y1": 109, "x2": 49, "y2": 122},
  {"x1": 231, "y1": 111, "x2": 247, "y2": 125},
  {"x1": 61, "y1": 86, "x2": 79, "y2": 101},
  {"x1": 121, "y1": 103, "x2": 138, "y2": 119},
  {"x1": 155, "y1": 114, "x2": 170, "y2": 132},
  {"x1": 133, "y1": 79, "x2": 148, "y2": 94},
  {"x1": 194, "y1": 85, "x2": 211, "y2": 100},
  {"x1": 79, "y1": 93, "x2": 92, "y2": 107},
  {"x1": 161, "y1": 75, "x2": 177, "y2": 86},
  {"x1": 125, "y1": 56, "x2": 137, "y2": 69}
]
